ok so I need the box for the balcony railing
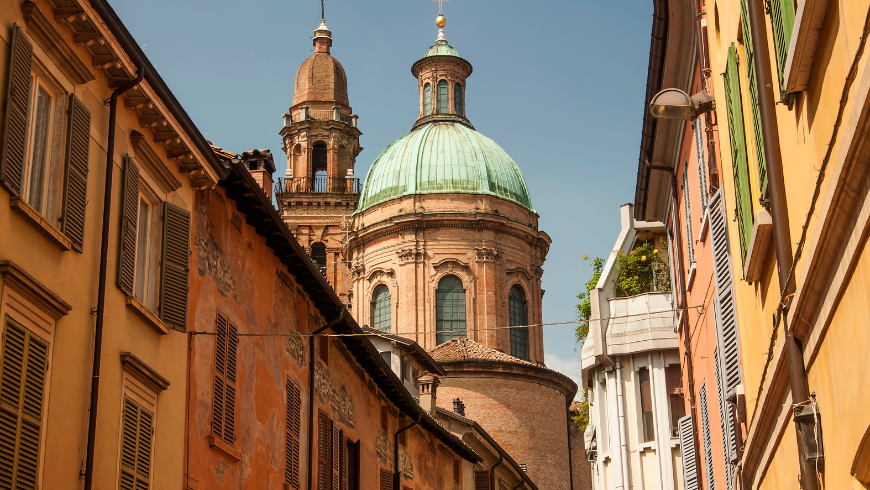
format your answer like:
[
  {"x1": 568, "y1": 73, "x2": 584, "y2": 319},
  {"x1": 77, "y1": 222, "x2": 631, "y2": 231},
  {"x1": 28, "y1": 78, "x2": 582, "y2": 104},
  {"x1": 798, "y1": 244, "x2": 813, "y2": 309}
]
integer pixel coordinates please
[
  {"x1": 275, "y1": 176, "x2": 362, "y2": 194},
  {"x1": 284, "y1": 106, "x2": 357, "y2": 127}
]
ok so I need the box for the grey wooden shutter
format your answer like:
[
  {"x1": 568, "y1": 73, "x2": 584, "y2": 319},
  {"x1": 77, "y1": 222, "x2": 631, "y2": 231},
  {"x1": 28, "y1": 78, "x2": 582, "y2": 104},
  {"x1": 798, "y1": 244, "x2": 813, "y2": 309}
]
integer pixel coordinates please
[
  {"x1": 694, "y1": 118, "x2": 709, "y2": 209},
  {"x1": 160, "y1": 202, "x2": 190, "y2": 331},
  {"x1": 678, "y1": 414, "x2": 699, "y2": 490},
  {"x1": 714, "y1": 349, "x2": 736, "y2": 487},
  {"x1": 699, "y1": 383, "x2": 716, "y2": 490},
  {"x1": 285, "y1": 379, "x2": 301, "y2": 488},
  {"x1": 0, "y1": 24, "x2": 32, "y2": 196},
  {"x1": 0, "y1": 320, "x2": 48, "y2": 489},
  {"x1": 682, "y1": 161, "x2": 695, "y2": 263},
  {"x1": 117, "y1": 156, "x2": 139, "y2": 296},
  {"x1": 212, "y1": 314, "x2": 227, "y2": 441},
  {"x1": 60, "y1": 94, "x2": 91, "y2": 252},
  {"x1": 119, "y1": 397, "x2": 152, "y2": 490}
]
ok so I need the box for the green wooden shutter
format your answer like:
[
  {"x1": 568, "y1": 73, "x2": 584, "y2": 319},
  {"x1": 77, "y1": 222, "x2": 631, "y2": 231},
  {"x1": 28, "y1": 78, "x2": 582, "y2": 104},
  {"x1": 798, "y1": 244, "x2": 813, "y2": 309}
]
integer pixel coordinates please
[
  {"x1": 160, "y1": 202, "x2": 190, "y2": 331},
  {"x1": 678, "y1": 414, "x2": 699, "y2": 490},
  {"x1": 285, "y1": 379, "x2": 301, "y2": 488},
  {"x1": 437, "y1": 81, "x2": 449, "y2": 114},
  {"x1": 454, "y1": 83, "x2": 463, "y2": 117},
  {"x1": 423, "y1": 84, "x2": 432, "y2": 116},
  {"x1": 0, "y1": 24, "x2": 33, "y2": 196},
  {"x1": 770, "y1": 0, "x2": 796, "y2": 92},
  {"x1": 0, "y1": 320, "x2": 48, "y2": 490},
  {"x1": 739, "y1": 0, "x2": 769, "y2": 201},
  {"x1": 61, "y1": 94, "x2": 91, "y2": 252},
  {"x1": 723, "y1": 44, "x2": 754, "y2": 263},
  {"x1": 119, "y1": 397, "x2": 153, "y2": 490},
  {"x1": 117, "y1": 156, "x2": 139, "y2": 296}
]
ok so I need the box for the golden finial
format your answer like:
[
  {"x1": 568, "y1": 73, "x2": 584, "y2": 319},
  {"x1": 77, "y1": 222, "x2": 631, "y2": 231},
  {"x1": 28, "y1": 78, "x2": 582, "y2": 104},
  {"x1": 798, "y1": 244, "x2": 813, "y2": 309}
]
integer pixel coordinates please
[{"x1": 436, "y1": 15, "x2": 447, "y2": 27}]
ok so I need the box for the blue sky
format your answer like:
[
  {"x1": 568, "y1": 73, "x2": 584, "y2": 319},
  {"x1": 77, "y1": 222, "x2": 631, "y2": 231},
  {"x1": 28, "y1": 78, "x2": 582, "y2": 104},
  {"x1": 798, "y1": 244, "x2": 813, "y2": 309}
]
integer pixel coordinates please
[{"x1": 112, "y1": 0, "x2": 653, "y2": 388}]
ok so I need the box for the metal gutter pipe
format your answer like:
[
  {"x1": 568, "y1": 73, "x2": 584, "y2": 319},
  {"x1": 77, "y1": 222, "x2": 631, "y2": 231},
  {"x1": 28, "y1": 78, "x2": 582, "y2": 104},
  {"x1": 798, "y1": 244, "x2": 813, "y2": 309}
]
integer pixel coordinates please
[
  {"x1": 83, "y1": 67, "x2": 145, "y2": 490},
  {"x1": 393, "y1": 412, "x2": 422, "y2": 489},
  {"x1": 490, "y1": 449, "x2": 504, "y2": 490},
  {"x1": 306, "y1": 308, "x2": 346, "y2": 490},
  {"x1": 565, "y1": 397, "x2": 575, "y2": 490},
  {"x1": 613, "y1": 363, "x2": 630, "y2": 490},
  {"x1": 745, "y1": 1, "x2": 815, "y2": 488}
]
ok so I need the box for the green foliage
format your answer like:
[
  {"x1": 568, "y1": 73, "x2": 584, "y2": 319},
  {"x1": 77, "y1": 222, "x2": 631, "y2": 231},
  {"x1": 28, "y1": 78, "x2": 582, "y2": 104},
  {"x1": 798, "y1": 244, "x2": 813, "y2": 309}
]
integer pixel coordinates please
[
  {"x1": 575, "y1": 255, "x2": 605, "y2": 346},
  {"x1": 572, "y1": 390, "x2": 590, "y2": 432},
  {"x1": 614, "y1": 240, "x2": 670, "y2": 297}
]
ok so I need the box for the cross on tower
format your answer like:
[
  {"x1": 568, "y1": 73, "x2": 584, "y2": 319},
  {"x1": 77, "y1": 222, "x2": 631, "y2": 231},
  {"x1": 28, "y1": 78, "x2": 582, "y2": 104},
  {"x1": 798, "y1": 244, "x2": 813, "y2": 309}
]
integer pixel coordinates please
[{"x1": 432, "y1": 0, "x2": 448, "y2": 16}]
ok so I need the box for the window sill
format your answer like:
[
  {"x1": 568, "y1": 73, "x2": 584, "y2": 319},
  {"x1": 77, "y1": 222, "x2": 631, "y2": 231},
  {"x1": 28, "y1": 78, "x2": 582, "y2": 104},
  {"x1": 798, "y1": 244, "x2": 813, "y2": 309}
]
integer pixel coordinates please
[
  {"x1": 10, "y1": 197, "x2": 73, "y2": 252},
  {"x1": 698, "y1": 208, "x2": 710, "y2": 242},
  {"x1": 638, "y1": 441, "x2": 656, "y2": 452},
  {"x1": 742, "y1": 210, "x2": 773, "y2": 282},
  {"x1": 126, "y1": 296, "x2": 169, "y2": 335},
  {"x1": 686, "y1": 262, "x2": 697, "y2": 291},
  {"x1": 209, "y1": 435, "x2": 241, "y2": 463}
]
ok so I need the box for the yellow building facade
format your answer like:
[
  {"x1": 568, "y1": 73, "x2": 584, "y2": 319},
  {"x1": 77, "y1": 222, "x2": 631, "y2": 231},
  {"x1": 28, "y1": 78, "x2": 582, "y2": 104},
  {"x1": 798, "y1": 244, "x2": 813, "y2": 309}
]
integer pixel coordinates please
[{"x1": 705, "y1": 0, "x2": 870, "y2": 487}]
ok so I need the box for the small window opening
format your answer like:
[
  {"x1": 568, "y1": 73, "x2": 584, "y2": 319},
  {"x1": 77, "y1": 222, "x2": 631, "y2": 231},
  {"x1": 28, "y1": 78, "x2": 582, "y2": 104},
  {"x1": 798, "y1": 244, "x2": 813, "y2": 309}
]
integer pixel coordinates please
[{"x1": 639, "y1": 367, "x2": 655, "y2": 442}]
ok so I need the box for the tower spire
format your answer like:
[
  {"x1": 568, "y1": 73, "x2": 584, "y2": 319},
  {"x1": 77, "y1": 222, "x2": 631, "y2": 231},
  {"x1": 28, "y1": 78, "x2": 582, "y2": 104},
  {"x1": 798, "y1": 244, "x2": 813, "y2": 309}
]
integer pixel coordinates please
[
  {"x1": 321, "y1": 0, "x2": 324, "y2": 21},
  {"x1": 433, "y1": 0, "x2": 448, "y2": 41}
]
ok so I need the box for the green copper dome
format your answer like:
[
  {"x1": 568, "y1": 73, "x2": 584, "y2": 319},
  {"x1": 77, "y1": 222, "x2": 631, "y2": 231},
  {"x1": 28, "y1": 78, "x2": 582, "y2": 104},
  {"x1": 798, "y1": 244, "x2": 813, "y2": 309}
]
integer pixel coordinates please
[
  {"x1": 424, "y1": 39, "x2": 459, "y2": 58},
  {"x1": 357, "y1": 122, "x2": 533, "y2": 213}
]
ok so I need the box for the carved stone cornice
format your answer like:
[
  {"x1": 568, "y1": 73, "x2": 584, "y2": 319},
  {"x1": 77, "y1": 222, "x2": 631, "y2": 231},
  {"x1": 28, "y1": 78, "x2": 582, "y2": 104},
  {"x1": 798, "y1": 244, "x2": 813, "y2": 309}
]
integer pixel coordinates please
[
  {"x1": 396, "y1": 248, "x2": 425, "y2": 263},
  {"x1": 473, "y1": 247, "x2": 501, "y2": 263},
  {"x1": 350, "y1": 264, "x2": 365, "y2": 279}
]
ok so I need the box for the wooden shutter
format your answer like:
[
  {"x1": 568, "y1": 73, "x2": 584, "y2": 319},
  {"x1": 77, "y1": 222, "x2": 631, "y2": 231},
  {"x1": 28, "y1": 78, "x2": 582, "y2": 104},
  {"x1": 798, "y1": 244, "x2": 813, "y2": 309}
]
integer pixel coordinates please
[
  {"x1": 285, "y1": 379, "x2": 301, "y2": 488},
  {"x1": 678, "y1": 414, "x2": 700, "y2": 490},
  {"x1": 769, "y1": 0, "x2": 796, "y2": 92},
  {"x1": 332, "y1": 423, "x2": 340, "y2": 490},
  {"x1": 212, "y1": 314, "x2": 237, "y2": 444},
  {"x1": 379, "y1": 469, "x2": 392, "y2": 490},
  {"x1": 339, "y1": 432, "x2": 347, "y2": 490},
  {"x1": 682, "y1": 162, "x2": 695, "y2": 264},
  {"x1": 160, "y1": 202, "x2": 190, "y2": 332},
  {"x1": 117, "y1": 156, "x2": 140, "y2": 296},
  {"x1": 710, "y1": 190, "x2": 743, "y2": 395},
  {"x1": 699, "y1": 383, "x2": 716, "y2": 490},
  {"x1": 723, "y1": 45, "x2": 754, "y2": 263},
  {"x1": 0, "y1": 24, "x2": 32, "y2": 196},
  {"x1": 474, "y1": 470, "x2": 491, "y2": 490},
  {"x1": 453, "y1": 459, "x2": 460, "y2": 482},
  {"x1": 60, "y1": 94, "x2": 91, "y2": 252},
  {"x1": 714, "y1": 349, "x2": 736, "y2": 486},
  {"x1": 0, "y1": 321, "x2": 47, "y2": 489},
  {"x1": 738, "y1": 1, "x2": 768, "y2": 202},
  {"x1": 318, "y1": 413, "x2": 329, "y2": 490},
  {"x1": 119, "y1": 397, "x2": 153, "y2": 490},
  {"x1": 694, "y1": 118, "x2": 709, "y2": 209},
  {"x1": 665, "y1": 365, "x2": 682, "y2": 395}
]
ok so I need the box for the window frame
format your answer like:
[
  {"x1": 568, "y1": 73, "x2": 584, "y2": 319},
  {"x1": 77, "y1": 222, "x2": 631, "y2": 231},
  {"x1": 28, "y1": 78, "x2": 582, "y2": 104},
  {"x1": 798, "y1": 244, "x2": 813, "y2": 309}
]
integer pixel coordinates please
[
  {"x1": 437, "y1": 80, "x2": 449, "y2": 114},
  {"x1": 423, "y1": 83, "x2": 432, "y2": 116},
  {"x1": 370, "y1": 284, "x2": 391, "y2": 332},
  {"x1": 133, "y1": 192, "x2": 152, "y2": 304},
  {"x1": 21, "y1": 74, "x2": 55, "y2": 215},
  {"x1": 508, "y1": 285, "x2": 529, "y2": 359},
  {"x1": 435, "y1": 275, "x2": 466, "y2": 345}
]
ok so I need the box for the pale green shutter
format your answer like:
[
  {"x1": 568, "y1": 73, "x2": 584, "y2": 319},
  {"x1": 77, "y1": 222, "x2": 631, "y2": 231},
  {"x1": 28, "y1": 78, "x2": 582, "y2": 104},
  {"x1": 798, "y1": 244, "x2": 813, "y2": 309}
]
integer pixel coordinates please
[
  {"x1": 0, "y1": 24, "x2": 32, "y2": 196},
  {"x1": 0, "y1": 320, "x2": 48, "y2": 489},
  {"x1": 437, "y1": 81, "x2": 449, "y2": 114},
  {"x1": 770, "y1": 0, "x2": 796, "y2": 92},
  {"x1": 454, "y1": 83, "x2": 463, "y2": 117},
  {"x1": 509, "y1": 285, "x2": 528, "y2": 360},
  {"x1": 739, "y1": 0, "x2": 769, "y2": 201},
  {"x1": 423, "y1": 84, "x2": 432, "y2": 116},
  {"x1": 119, "y1": 397, "x2": 153, "y2": 490},
  {"x1": 723, "y1": 44, "x2": 754, "y2": 263}
]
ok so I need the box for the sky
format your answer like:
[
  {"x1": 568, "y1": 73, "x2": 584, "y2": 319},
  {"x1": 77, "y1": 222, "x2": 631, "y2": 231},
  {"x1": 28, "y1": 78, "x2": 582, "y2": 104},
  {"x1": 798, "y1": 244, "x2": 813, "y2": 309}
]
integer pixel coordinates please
[{"x1": 110, "y1": 0, "x2": 654, "y2": 390}]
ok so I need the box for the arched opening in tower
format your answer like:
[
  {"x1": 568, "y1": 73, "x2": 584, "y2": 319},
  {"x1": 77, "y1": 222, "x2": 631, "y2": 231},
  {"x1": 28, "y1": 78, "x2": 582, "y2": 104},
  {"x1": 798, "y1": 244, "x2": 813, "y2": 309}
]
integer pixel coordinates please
[
  {"x1": 310, "y1": 242, "x2": 327, "y2": 269},
  {"x1": 312, "y1": 142, "x2": 328, "y2": 192}
]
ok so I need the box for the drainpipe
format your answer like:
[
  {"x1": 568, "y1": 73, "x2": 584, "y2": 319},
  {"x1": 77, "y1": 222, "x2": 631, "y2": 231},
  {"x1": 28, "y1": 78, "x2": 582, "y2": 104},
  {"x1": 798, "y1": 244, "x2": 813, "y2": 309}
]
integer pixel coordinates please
[
  {"x1": 745, "y1": 1, "x2": 815, "y2": 488},
  {"x1": 306, "y1": 308, "x2": 346, "y2": 490},
  {"x1": 82, "y1": 68, "x2": 144, "y2": 490},
  {"x1": 393, "y1": 412, "x2": 422, "y2": 489},
  {"x1": 614, "y1": 362, "x2": 631, "y2": 490},
  {"x1": 490, "y1": 450, "x2": 504, "y2": 490},
  {"x1": 565, "y1": 396, "x2": 575, "y2": 490}
]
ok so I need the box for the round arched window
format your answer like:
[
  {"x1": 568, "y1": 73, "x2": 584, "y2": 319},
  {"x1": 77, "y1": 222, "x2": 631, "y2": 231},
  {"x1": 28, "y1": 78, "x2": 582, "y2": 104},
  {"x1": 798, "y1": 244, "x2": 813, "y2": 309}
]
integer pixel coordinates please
[
  {"x1": 509, "y1": 285, "x2": 529, "y2": 359},
  {"x1": 371, "y1": 285, "x2": 391, "y2": 332},
  {"x1": 436, "y1": 275, "x2": 466, "y2": 344}
]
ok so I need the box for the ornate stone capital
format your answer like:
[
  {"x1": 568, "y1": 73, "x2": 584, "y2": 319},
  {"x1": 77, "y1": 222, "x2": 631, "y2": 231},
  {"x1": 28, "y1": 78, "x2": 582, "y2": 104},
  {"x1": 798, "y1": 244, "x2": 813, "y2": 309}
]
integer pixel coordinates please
[
  {"x1": 532, "y1": 265, "x2": 544, "y2": 279},
  {"x1": 350, "y1": 264, "x2": 365, "y2": 279},
  {"x1": 473, "y1": 247, "x2": 502, "y2": 263},
  {"x1": 396, "y1": 248, "x2": 425, "y2": 263}
]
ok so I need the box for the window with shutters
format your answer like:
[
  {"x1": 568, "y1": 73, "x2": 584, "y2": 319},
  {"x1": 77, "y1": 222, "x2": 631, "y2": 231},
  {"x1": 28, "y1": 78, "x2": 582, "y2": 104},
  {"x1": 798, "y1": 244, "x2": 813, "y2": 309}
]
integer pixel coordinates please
[
  {"x1": 454, "y1": 83, "x2": 463, "y2": 116},
  {"x1": 769, "y1": 0, "x2": 796, "y2": 95},
  {"x1": 678, "y1": 414, "x2": 700, "y2": 490},
  {"x1": 474, "y1": 470, "x2": 491, "y2": 490},
  {"x1": 723, "y1": 44, "x2": 754, "y2": 263},
  {"x1": 371, "y1": 285, "x2": 391, "y2": 332},
  {"x1": 436, "y1": 275, "x2": 466, "y2": 344},
  {"x1": 318, "y1": 412, "x2": 330, "y2": 490},
  {"x1": 693, "y1": 118, "x2": 709, "y2": 210},
  {"x1": 665, "y1": 365, "x2": 685, "y2": 437},
  {"x1": 638, "y1": 367, "x2": 655, "y2": 442},
  {"x1": 508, "y1": 285, "x2": 528, "y2": 360},
  {"x1": 423, "y1": 83, "x2": 432, "y2": 116},
  {"x1": 285, "y1": 379, "x2": 301, "y2": 488},
  {"x1": 682, "y1": 160, "x2": 695, "y2": 265},
  {"x1": 346, "y1": 439, "x2": 360, "y2": 490},
  {"x1": 738, "y1": 2, "x2": 769, "y2": 203},
  {"x1": 212, "y1": 313, "x2": 238, "y2": 445},
  {"x1": 133, "y1": 194, "x2": 152, "y2": 303},
  {"x1": 437, "y1": 80, "x2": 449, "y2": 114},
  {"x1": 379, "y1": 468, "x2": 392, "y2": 490},
  {"x1": 119, "y1": 397, "x2": 153, "y2": 490},
  {"x1": 0, "y1": 319, "x2": 48, "y2": 490},
  {"x1": 699, "y1": 382, "x2": 716, "y2": 490}
]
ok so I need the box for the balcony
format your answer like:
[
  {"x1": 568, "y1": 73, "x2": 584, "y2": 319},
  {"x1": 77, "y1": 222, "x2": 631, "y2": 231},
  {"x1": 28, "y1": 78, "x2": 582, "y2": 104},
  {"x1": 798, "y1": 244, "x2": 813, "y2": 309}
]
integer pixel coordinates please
[
  {"x1": 605, "y1": 292, "x2": 679, "y2": 355},
  {"x1": 282, "y1": 106, "x2": 358, "y2": 128},
  {"x1": 275, "y1": 176, "x2": 362, "y2": 195}
]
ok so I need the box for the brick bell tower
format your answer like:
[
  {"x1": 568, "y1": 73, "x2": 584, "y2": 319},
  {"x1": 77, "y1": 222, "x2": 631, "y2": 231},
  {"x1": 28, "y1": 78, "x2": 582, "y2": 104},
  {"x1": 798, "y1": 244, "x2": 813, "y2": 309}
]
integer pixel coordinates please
[{"x1": 276, "y1": 18, "x2": 362, "y2": 305}]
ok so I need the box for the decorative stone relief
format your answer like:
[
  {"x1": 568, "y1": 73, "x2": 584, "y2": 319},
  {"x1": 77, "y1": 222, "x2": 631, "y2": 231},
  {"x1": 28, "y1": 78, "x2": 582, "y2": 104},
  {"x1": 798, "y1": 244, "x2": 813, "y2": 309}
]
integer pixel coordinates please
[
  {"x1": 350, "y1": 264, "x2": 365, "y2": 279},
  {"x1": 473, "y1": 247, "x2": 501, "y2": 263},
  {"x1": 504, "y1": 266, "x2": 533, "y2": 281},
  {"x1": 366, "y1": 268, "x2": 395, "y2": 283},
  {"x1": 286, "y1": 334, "x2": 306, "y2": 367},
  {"x1": 195, "y1": 236, "x2": 236, "y2": 298},
  {"x1": 314, "y1": 361, "x2": 356, "y2": 428},
  {"x1": 376, "y1": 429, "x2": 394, "y2": 468},
  {"x1": 431, "y1": 259, "x2": 473, "y2": 278},
  {"x1": 532, "y1": 265, "x2": 544, "y2": 279},
  {"x1": 399, "y1": 445, "x2": 414, "y2": 480},
  {"x1": 396, "y1": 248, "x2": 425, "y2": 263}
]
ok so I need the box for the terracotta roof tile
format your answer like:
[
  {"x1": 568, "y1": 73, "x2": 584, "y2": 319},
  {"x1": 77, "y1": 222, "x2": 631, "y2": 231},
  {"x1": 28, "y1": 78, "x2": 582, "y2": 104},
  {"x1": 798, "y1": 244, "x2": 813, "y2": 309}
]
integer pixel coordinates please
[
  {"x1": 569, "y1": 400, "x2": 585, "y2": 413},
  {"x1": 428, "y1": 337, "x2": 545, "y2": 369}
]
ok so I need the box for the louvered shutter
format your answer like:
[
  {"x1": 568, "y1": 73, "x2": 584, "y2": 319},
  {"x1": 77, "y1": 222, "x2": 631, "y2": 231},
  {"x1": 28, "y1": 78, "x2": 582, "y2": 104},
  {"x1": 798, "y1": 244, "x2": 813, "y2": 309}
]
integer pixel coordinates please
[
  {"x1": 699, "y1": 383, "x2": 716, "y2": 490},
  {"x1": 678, "y1": 414, "x2": 699, "y2": 490},
  {"x1": 160, "y1": 202, "x2": 190, "y2": 332},
  {"x1": 318, "y1": 413, "x2": 329, "y2": 490},
  {"x1": 285, "y1": 379, "x2": 301, "y2": 488},
  {"x1": 738, "y1": 1, "x2": 768, "y2": 202},
  {"x1": 682, "y1": 162, "x2": 695, "y2": 263},
  {"x1": 770, "y1": 0, "x2": 796, "y2": 93},
  {"x1": 379, "y1": 469, "x2": 392, "y2": 490},
  {"x1": 119, "y1": 397, "x2": 152, "y2": 490},
  {"x1": 0, "y1": 321, "x2": 47, "y2": 489},
  {"x1": 0, "y1": 24, "x2": 32, "y2": 196},
  {"x1": 60, "y1": 94, "x2": 91, "y2": 252},
  {"x1": 474, "y1": 470, "x2": 491, "y2": 490},
  {"x1": 224, "y1": 322, "x2": 237, "y2": 443},
  {"x1": 117, "y1": 156, "x2": 140, "y2": 296},
  {"x1": 339, "y1": 432, "x2": 347, "y2": 490},
  {"x1": 332, "y1": 423, "x2": 340, "y2": 490},
  {"x1": 714, "y1": 350, "x2": 736, "y2": 486},
  {"x1": 212, "y1": 314, "x2": 228, "y2": 441},
  {"x1": 694, "y1": 118, "x2": 709, "y2": 209},
  {"x1": 665, "y1": 365, "x2": 682, "y2": 395},
  {"x1": 723, "y1": 45, "x2": 754, "y2": 263}
]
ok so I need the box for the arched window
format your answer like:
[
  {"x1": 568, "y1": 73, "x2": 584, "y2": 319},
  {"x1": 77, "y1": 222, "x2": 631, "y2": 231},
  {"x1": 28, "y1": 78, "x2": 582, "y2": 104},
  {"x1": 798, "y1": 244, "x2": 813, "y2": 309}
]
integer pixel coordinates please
[
  {"x1": 454, "y1": 83, "x2": 462, "y2": 117},
  {"x1": 423, "y1": 83, "x2": 432, "y2": 115},
  {"x1": 310, "y1": 242, "x2": 326, "y2": 268},
  {"x1": 371, "y1": 285, "x2": 391, "y2": 332},
  {"x1": 436, "y1": 275, "x2": 466, "y2": 344},
  {"x1": 437, "y1": 80, "x2": 449, "y2": 114},
  {"x1": 312, "y1": 142, "x2": 328, "y2": 192},
  {"x1": 509, "y1": 285, "x2": 529, "y2": 359}
]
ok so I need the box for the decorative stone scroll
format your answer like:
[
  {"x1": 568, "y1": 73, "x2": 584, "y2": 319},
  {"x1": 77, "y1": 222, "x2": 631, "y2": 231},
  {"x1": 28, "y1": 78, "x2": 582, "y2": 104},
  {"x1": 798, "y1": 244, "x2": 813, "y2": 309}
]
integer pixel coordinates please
[
  {"x1": 473, "y1": 247, "x2": 501, "y2": 263},
  {"x1": 532, "y1": 265, "x2": 544, "y2": 279},
  {"x1": 350, "y1": 264, "x2": 366, "y2": 279},
  {"x1": 314, "y1": 361, "x2": 356, "y2": 428},
  {"x1": 396, "y1": 248, "x2": 426, "y2": 263}
]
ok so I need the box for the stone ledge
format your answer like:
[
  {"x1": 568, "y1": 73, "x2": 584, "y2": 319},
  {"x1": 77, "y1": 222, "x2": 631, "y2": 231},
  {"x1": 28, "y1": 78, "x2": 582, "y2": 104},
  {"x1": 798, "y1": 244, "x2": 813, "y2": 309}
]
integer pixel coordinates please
[
  {"x1": 125, "y1": 296, "x2": 169, "y2": 335},
  {"x1": 10, "y1": 197, "x2": 73, "y2": 252},
  {"x1": 209, "y1": 435, "x2": 241, "y2": 463},
  {"x1": 120, "y1": 352, "x2": 169, "y2": 393},
  {"x1": 0, "y1": 260, "x2": 71, "y2": 319}
]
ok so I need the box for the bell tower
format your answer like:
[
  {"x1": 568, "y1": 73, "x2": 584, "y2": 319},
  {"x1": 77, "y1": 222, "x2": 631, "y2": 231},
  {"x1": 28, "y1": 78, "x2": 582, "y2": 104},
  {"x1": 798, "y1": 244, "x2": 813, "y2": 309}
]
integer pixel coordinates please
[{"x1": 276, "y1": 19, "x2": 362, "y2": 305}]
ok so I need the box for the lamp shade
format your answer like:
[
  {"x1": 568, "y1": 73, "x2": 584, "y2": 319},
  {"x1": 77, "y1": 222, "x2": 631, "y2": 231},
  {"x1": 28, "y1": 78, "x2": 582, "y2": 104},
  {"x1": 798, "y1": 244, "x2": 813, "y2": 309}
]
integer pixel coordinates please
[{"x1": 649, "y1": 88, "x2": 695, "y2": 120}]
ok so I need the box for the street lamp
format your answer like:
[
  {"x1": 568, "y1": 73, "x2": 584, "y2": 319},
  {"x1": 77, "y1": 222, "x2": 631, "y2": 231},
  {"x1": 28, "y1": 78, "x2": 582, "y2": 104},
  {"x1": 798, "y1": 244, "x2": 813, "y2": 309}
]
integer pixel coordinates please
[
  {"x1": 648, "y1": 88, "x2": 715, "y2": 120},
  {"x1": 794, "y1": 395, "x2": 824, "y2": 472}
]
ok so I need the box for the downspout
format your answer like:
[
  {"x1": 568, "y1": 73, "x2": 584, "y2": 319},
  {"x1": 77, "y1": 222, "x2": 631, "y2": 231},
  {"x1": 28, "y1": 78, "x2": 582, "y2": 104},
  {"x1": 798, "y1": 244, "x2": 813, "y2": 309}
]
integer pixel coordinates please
[
  {"x1": 565, "y1": 396, "x2": 575, "y2": 490},
  {"x1": 745, "y1": 1, "x2": 815, "y2": 489},
  {"x1": 306, "y1": 308, "x2": 346, "y2": 490},
  {"x1": 83, "y1": 68, "x2": 144, "y2": 490},
  {"x1": 614, "y1": 361, "x2": 631, "y2": 490},
  {"x1": 490, "y1": 450, "x2": 504, "y2": 490},
  {"x1": 393, "y1": 413, "x2": 422, "y2": 489}
]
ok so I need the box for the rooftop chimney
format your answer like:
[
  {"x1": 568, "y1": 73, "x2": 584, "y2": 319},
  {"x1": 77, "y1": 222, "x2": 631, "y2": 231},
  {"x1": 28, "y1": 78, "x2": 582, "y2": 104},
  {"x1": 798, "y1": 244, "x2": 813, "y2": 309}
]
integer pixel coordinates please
[
  {"x1": 453, "y1": 398, "x2": 466, "y2": 416},
  {"x1": 418, "y1": 372, "x2": 440, "y2": 415}
]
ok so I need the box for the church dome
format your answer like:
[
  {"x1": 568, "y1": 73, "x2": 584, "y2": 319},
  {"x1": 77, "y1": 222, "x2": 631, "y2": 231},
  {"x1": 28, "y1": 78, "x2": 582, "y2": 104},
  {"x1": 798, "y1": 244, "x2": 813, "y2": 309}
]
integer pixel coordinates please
[
  {"x1": 357, "y1": 122, "x2": 533, "y2": 212},
  {"x1": 423, "y1": 39, "x2": 460, "y2": 58},
  {"x1": 292, "y1": 21, "x2": 349, "y2": 107}
]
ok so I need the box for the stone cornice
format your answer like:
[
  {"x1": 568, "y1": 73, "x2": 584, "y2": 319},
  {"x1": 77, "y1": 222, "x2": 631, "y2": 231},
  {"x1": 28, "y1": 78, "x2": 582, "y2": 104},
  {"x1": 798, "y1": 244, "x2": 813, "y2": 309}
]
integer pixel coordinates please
[
  {"x1": 0, "y1": 260, "x2": 71, "y2": 319},
  {"x1": 440, "y1": 361, "x2": 577, "y2": 399}
]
